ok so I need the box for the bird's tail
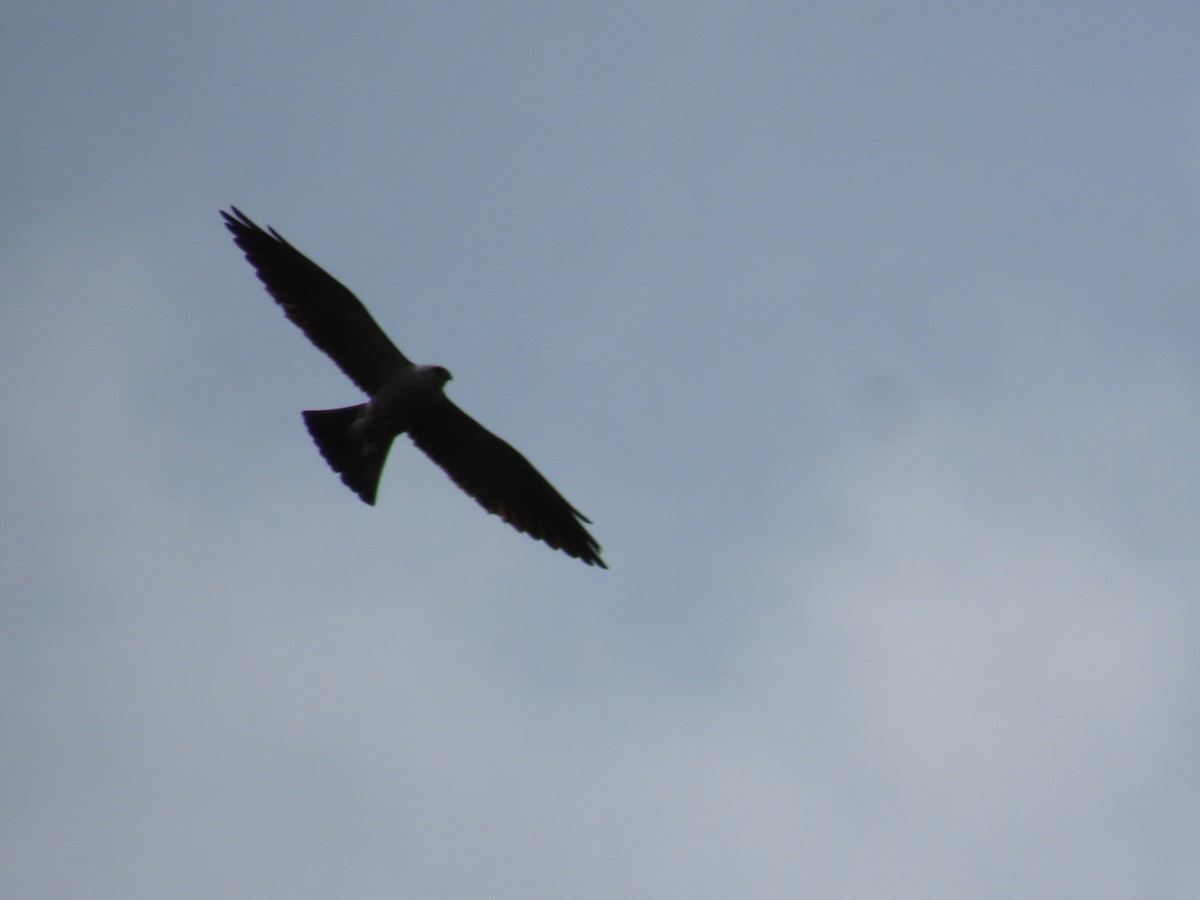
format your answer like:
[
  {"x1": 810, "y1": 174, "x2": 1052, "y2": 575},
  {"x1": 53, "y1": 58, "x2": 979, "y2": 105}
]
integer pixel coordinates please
[{"x1": 302, "y1": 405, "x2": 393, "y2": 505}]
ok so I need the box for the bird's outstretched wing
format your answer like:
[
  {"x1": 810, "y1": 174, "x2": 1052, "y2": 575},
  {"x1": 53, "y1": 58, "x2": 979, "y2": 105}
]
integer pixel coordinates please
[
  {"x1": 222, "y1": 207, "x2": 410, "y2": 394},
  {"x1": 408, "y1": 402, "x2": 607, "y2": 567}
]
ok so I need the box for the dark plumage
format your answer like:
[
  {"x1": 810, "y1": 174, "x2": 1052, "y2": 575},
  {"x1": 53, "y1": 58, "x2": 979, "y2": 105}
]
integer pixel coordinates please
[{"x1": 222, "y1": 207, "x2": 606, "y2": 568}]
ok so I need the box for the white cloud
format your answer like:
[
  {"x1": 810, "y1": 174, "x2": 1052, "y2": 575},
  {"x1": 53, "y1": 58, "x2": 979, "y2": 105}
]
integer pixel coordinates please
[{"x1": 729, "y1": 338, "x2": 1200, "y2": 896}]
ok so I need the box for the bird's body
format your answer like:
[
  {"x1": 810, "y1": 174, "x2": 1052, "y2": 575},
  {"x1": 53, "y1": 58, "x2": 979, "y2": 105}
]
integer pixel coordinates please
[
  {"x1": 369, "y1": 365, "x2": 454, "y2": 431},
  {"x1": 222, "y1": 207, "x2": 605, "y2": 568},
  {"x1": 299, "y1": 363, "x2": 451, "y2": 505}
]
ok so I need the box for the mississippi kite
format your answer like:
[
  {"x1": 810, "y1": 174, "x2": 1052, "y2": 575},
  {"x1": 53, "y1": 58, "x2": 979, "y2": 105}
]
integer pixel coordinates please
[{"x1": 222, "y1": 207, "x2": 606, "y2": 568}]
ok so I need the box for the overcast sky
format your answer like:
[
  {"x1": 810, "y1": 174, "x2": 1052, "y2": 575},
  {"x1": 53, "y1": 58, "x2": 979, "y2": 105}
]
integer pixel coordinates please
[{"x1": 4, "y1": 2, "x2": 1200, "y2": 897}]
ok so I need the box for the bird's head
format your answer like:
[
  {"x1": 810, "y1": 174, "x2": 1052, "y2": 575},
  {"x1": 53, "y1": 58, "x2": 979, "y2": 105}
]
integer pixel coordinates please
[{"x1": 420, "y1": 364, "x2": 453, "y2": 386}]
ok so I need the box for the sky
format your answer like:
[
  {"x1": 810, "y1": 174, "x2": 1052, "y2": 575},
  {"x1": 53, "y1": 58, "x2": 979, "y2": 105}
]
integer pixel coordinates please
[{"x1": 3, "y1": 1, "x2": 1200, "y2": 897}]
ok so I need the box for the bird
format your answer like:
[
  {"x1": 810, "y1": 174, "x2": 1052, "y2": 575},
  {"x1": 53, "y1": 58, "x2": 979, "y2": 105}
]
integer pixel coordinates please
[{"x1": 221, "y1": 207, "x2": 606, "y2": 568}]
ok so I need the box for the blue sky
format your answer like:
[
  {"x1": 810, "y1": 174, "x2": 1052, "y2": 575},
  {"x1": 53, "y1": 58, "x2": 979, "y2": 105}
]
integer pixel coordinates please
[{"x1": 4, "y1": 2, "x2": 1200, "y2": 896}]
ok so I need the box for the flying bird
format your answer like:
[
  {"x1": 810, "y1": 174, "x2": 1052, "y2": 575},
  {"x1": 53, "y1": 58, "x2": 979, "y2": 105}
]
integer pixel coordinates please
[{"x1": 222, "y1": 207, "x2": 606, "y2": 568}]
